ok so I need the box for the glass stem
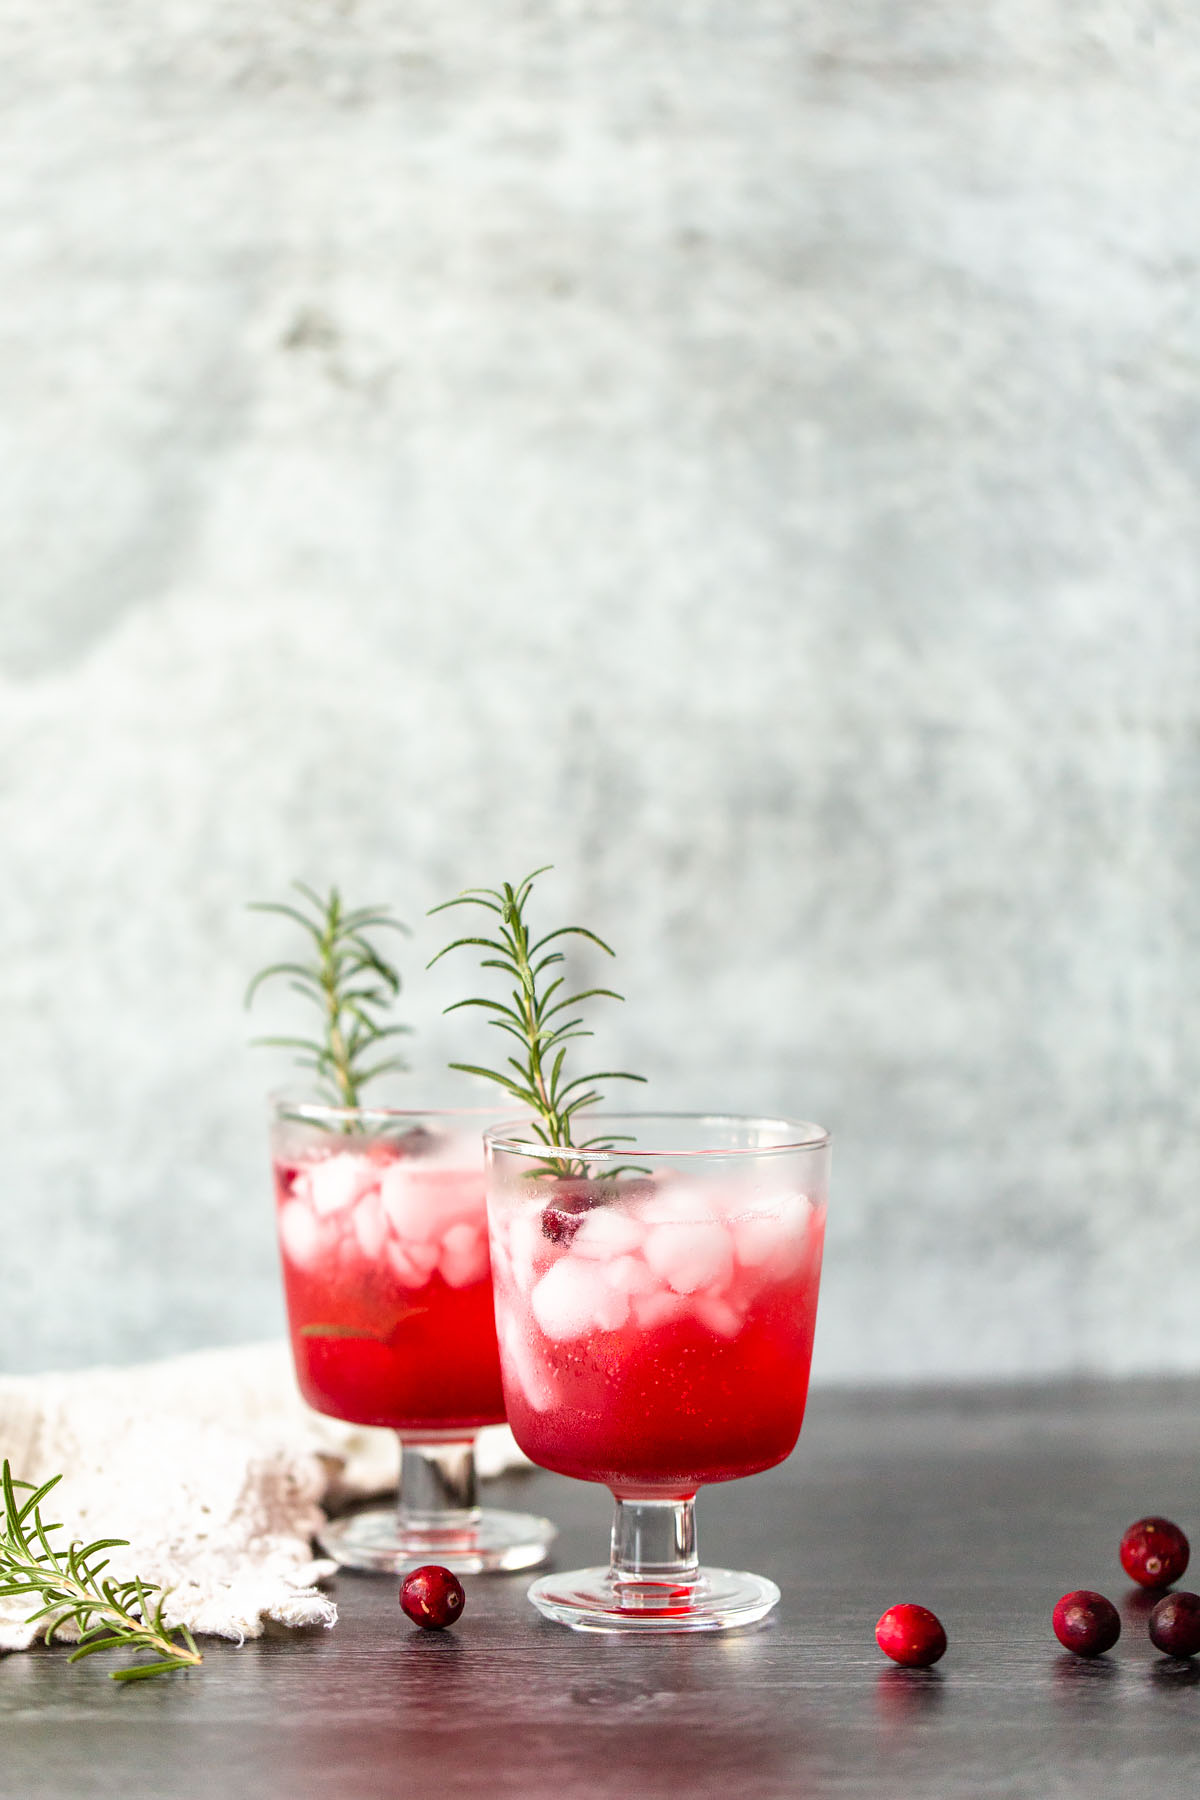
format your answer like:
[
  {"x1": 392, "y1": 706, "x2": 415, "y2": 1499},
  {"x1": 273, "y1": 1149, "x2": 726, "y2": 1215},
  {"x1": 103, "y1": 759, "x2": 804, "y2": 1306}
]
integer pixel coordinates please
[
  {"x1": 396, "y1": 1436, "x2": 481, "y2": 1546},
  {"x1": 609, "y1": 1496, "x2": 699, "y2": 1587}
]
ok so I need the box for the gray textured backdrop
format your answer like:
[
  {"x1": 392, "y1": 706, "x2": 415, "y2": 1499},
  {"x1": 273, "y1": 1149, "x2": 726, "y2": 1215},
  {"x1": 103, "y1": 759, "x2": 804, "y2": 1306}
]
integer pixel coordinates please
[{"x1": 2, "y1": 2, "x2": 1198, "y2": 1383}]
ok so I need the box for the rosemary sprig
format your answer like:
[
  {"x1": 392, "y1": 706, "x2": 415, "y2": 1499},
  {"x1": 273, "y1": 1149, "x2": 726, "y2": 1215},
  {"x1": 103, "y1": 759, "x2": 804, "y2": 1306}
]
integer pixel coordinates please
[
  {"x1": 427, "y1": 865, "x2": 645, "y2": 1169},
  {"x1": 0, "y1": 1461, "x2": 202, "y2": 1682},
  {"x1": 246, "y1": 881, "x2": 412, "y2": 1110}
]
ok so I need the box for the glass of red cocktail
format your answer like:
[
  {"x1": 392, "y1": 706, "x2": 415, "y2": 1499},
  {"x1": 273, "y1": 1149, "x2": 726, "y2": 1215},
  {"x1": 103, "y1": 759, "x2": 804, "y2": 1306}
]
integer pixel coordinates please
[
  {"x1": 271, "y1": 1099, "x2": 556, "y2": 1573},
  {"x1": 484, "y1": 1114, "x2": 829, "y2": 1631}
]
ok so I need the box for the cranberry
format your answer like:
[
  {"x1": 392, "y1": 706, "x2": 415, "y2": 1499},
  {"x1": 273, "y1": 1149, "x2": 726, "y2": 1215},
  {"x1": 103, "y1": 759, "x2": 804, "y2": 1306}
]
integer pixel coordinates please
[
  {"x1": 1148, "y1": 1591, "x2": 1200, "y2": 1658},
  {"x1": 1052, "y1": 1591, "x2": 1120, "y2": 1658},
  {"x1": 875, "y1": 1604, "x2": 947, "y2": 1668},
  {"x1": 540, "y1": 1181, "x2": 602, "y2": 1245},
  {"x1": 1120, "y1": 1517, "x2": 1190, "y2": 1590},
  {"x1": 390, "y1": 1125, "x2": 438, "y2": 1160},
  {"x1": 541, "y1": 1208, "x2": 585, "y2": 1245},
  {"x1": 399, "y1": 1564, "x2": 465, "y2": 1631}
]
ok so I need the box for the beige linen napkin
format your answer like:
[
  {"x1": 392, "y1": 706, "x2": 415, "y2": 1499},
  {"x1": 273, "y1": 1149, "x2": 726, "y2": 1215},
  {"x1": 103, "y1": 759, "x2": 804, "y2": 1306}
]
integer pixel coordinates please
[{"x1": 0, "y1": 1340, "x2": 525, "y2": 1652}]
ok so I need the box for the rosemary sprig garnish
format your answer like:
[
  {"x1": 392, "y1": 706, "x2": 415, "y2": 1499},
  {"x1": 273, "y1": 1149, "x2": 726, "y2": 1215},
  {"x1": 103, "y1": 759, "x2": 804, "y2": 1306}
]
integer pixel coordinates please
[
  {"x1": 0, "y1": 1462, "x2": 202, "y2": 1681},
  {"x1": 427, "y1": 866, "x2": 645, "y2": 1170},
  {"x1": 246, "y1": 881, "x2": 412, "y2": 1110}
]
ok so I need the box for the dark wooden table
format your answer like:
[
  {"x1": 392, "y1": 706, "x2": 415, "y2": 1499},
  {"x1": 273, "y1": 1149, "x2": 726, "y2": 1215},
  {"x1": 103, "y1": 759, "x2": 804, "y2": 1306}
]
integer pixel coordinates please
[{"x1": 4, "y1": 1379, "x2": 1199, "y2": 1799}]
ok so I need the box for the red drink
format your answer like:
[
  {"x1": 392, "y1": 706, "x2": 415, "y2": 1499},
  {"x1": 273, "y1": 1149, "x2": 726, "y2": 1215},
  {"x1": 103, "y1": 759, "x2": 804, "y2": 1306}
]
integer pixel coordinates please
[
  {"x1": 268, "y1": 1104, "x2": 555, "y2": 1577},
  {"x1": 274, "y1": 1126, "x2": 504, "y2": 1431},
  {"x1": 486, "y1": 1114, "x2": 829, "y2": 1630},
  {"x1": 489, "y1": 1181, "x2": 825, "y2": 1498}
]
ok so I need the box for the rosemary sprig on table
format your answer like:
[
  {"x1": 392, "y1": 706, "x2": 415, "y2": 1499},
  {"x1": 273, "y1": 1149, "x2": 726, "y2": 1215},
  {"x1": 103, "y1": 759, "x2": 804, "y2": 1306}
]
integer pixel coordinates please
[
  {"x1": 0, "y1": 1462, "x2": 202, "y2": 1682},
  {"x1": 428, "y1": 866, "x2": 645, "y2": 1169},
  {"x1": 246, "y1": 882, "x2": 412, "y2": 1110}
]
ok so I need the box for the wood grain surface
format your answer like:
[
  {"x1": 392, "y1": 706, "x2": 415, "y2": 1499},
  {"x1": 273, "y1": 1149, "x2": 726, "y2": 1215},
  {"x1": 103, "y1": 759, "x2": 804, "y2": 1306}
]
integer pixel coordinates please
[{"x1": 3, "y1": 1379, "x2": 1198, "y2": 1799}]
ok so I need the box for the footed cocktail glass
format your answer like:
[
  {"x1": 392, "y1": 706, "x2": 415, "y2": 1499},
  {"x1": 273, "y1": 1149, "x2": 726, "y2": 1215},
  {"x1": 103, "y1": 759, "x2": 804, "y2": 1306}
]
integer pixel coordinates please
[
  {"x1": 485, "y1": 1114, "x2": 829, "y2": 1632},
  {"x1": 270, "y1": 1100, "x2": 555, "y2": 1574}
]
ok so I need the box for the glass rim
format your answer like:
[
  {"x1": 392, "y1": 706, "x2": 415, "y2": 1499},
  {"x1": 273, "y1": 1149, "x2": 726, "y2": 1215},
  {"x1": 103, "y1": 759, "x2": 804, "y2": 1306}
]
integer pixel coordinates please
[
  {"x1": 268, "y1": 1094, "x2": 524, "y2": 1125},
  {"x1": 483, "y1": 1111, "x2": 830, "y2": 1160}
]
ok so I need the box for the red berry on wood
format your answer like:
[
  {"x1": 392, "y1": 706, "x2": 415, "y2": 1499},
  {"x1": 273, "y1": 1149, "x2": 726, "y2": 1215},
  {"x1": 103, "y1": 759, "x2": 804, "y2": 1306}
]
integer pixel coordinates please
[
  {"x1": 1120, "y1": 1517, "x2": 1190, "y2": 1590},
  {"x1": 1052, "y1": 1590, "x2": 1120, "y2": 1657},
  {"x1": 875, "y1": 1603, "x2": 947, "y2": 1668},
  {"x1": 400, "y1": 1564, "x2": 465, "y2": 1630},
  {"x1": 1148, "y1": 1591, "x2": 1200, "y2": 1659}
]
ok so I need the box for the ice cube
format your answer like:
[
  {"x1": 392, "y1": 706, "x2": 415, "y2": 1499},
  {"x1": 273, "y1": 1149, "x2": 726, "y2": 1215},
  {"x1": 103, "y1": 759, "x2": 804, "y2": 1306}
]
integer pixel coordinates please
[
  {"x1": 377, "y1": 1164, "x2": 420, "y2": 1236},
  {"x1": 595, "y1": 1283, "x2": 631, "y2": 1331},
  {"x1": 488, "y1": 1227, "x2": 513, "y2": 1289},
  {"x1": 306, "y1": 1152, "x2": 373, "y2": 1218},
  {"x1": 733, "y1": 1194, "x2": 814, "y2": 1276},
  {"x1": 638, "y1": 1184, "x2": 717, "y2": 1226},
  {"x1": 386, "y1": 1238, "x2": 438, "y2": 1288},
  {"x1": 634, "y1": 1289, "x2": 691, "y2": 1331},
  {"x1": 570, "y1": 1207, "x2": 646, "y2": 1260},
  {"x1": 439, "y1": 1222, "x2": 490, "y2": 1289},
  {"x1": 352, "y1": 1192, "x2": 387, "y2": 1260},
  {"x1": 603, "y1": 1253, "x2": 658, "y2": 1297},
  {"x1": 501, "y1": 1314, "x2": 560, "y2": 1413},
  {"x1": 379, "y1": 1164, "x2": 483, "y2": 1243},
  {"x1": 378, "y1": 1166, "x2": 418, "y2": 1238},
  {"x1": 413, "y1": 1240, "x2": 441, "y2": 1275},
  {"x1": 508, "y1": 1206, "x2": 550, "y2": 1295},
  {"x1": 278, "y1": 1199, "x2": 322, "y2": 1270},
  {"x1": 531, "y1": 1258, "x2": 616, "y2": 1342},
  {"x1": 693, "y1": 1294, "x2": 744, "y2": 1339},
  {"x1": 422, "y1": 1169, "x2": 486, "y2": 1227},
  {"x1": 643, "y1": 1221, "x2": 735, "y2": 1295}
]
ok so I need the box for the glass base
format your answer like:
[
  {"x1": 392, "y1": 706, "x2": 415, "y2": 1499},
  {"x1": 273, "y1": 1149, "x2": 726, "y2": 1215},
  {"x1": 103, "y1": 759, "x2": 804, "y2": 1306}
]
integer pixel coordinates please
[
  {"x1": 527, "y1": 1565, "x2": 781, "y2": 1633},
  {"x1": 318, "y1": 1505, "x2": 557, "y2": 1575}
]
